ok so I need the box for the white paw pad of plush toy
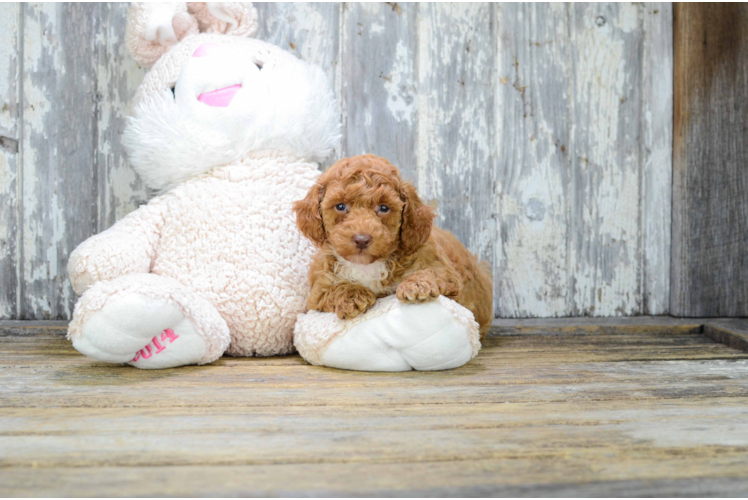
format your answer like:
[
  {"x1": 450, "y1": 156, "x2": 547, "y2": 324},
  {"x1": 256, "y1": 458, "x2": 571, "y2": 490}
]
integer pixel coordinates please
[
  {"x1": 70, "y1": 274, "x2": 230, "y2": 369},
  {"x1": 66, "y1": 1, "x2": 482, "y2": 371},
  {"x1": 295, "y1": 296, "x2": 481, "y2": 372}
]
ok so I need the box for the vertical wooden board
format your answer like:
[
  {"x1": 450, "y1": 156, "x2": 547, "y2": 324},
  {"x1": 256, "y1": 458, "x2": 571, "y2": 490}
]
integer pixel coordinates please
[
  {"x1": 341, "y1": 3, "x2": 418, "y2": 182},
  {"x1": 495, "y1": 3, "x2": 671, "y2": 318},
  {"x1": 640, "y1": 3, "x2": 672, "y2": 315},
  {"x1": 254, "y1": 2, "x2": 341, "y2": 166},
  {"x1": 417, "y1": 4, "x2": 495, "y2": 272},
  {"x1": 672, "y1": 4, "x2": 748, "y2": 317},
  {"x1": 21, "y1": 4, "x2": 98, "y2": 319},
  {"x1": 94, "y1": 3, "x2": 148, "y2": 232},
  {"x1": 569, "y1": 3, "x2": 644, "y2": 316},
  {"x1": 494, "y1": 3, "x2": 574, "y2": 318},
  {"x1": 0, "y1": 3, "x2": 20, "y2": 319}
]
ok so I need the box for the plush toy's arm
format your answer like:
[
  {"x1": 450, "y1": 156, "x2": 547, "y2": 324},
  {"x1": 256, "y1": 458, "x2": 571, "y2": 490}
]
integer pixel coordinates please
[{"x1": 67, "y1": 201, "x2": 166, "y2": 295}]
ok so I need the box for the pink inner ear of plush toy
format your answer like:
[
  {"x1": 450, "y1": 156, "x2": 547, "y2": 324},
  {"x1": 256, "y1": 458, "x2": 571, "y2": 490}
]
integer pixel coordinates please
[
  {"x1": 198, "y1": 85, "x2": 242, "y2": 107},
  {"x1": 192, "y1": 42, "x2": 220, "y2": 58}
]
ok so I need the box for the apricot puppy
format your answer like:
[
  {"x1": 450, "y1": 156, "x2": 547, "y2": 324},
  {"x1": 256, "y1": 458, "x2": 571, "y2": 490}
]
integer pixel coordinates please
[{"x1": 293, "y1": 154, "x2": 494, "y2": 338}]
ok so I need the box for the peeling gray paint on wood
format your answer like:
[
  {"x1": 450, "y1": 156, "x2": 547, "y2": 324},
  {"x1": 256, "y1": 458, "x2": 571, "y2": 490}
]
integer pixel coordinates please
[
  {"x1": 641, "y1": 3, "x2": 672, "y2": 316},
  {"x1": 0, "y1": 2, "x2": 674, "y2": 320},
  {"x1": 11, "y1": 4, "x2": 148, "y2": 320},
  {"x1": 94, "y1": 3, "x2": 148, "y2": 232},
  {"x1": 0, "y1": 3, "x2": 21, "y2": 319},
  {"x1": 495, "y1": 3, "x2": 672, "y2": 318},
  {"x1": 417, "y1": 3, "x2": 496, "y2": 267},
  {"x1": 568, "y1": 3, "x2": 644, "y2": 317},
  {"x1": 495, "y1": 3, "x2": 574, "y2": 318},
  {"x1": 341, "y1": 2, "x2": 418, "y2": 182},
  {"x1": 21, "y1": 4, "x2": 100, "y2": 319}
]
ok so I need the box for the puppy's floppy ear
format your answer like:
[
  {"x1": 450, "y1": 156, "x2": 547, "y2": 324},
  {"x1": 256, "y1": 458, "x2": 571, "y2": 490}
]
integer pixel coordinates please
[
  {"x1": 399, "y1": 181, "x2": 435, "y2": 255},
  {"x1": 293, "y1": 175, "x2": 327, "y2": 247}
]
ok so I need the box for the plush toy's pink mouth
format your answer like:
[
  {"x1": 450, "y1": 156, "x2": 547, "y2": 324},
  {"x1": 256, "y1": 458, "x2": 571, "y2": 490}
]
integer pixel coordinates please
[{"x1": 198, "y1": 84, "x2": 242, "y2": 107}]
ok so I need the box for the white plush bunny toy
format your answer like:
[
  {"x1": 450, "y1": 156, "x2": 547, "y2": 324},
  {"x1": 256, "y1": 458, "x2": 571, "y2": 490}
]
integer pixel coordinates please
[{"x1": 67, "y1": 2, "x2": 481, "y2": 371}]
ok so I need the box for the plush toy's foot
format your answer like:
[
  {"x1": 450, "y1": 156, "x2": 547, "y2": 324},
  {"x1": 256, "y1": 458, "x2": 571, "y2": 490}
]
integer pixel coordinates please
[
  {"x1": 73, "y1": 294, "x2": 207, "y2": 369},
  {"x1": 68, "y1": 274, "x2": 231, "y2": 369},
  {"x1": 294, "y1": 295, "x2": 481, "y2": 372}
]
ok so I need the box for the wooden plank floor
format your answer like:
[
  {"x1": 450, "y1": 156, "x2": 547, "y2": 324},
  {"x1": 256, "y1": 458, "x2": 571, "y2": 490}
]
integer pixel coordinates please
[{"x1": 2, "y1": 321, "x2": 748, "y2": 497}]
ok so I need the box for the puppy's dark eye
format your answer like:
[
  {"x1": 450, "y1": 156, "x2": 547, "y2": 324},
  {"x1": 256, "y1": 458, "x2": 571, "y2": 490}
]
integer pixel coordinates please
[
  {"x1": 254, "y1": 59, "x2": 263, "y2": 70},
  {"x1": 378, "y1": 205, "x2": 390, "y2": 213},
  {"x1": 335, "y1": 203, "x2": 347, "y2": 212},
  {"x1": 170, "y1": 85, "x2": 176, "y2": 97}
]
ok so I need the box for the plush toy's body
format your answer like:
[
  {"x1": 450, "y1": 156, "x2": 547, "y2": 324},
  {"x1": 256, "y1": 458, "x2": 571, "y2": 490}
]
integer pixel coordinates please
[
  {"x1": 67, "y1": 2, "x2": 482, "y2": 371},
  {"x1": 69, "y1": 155, "x2": 319, "y2": 367},
  {"x1": 67, "y1": 3, "x2": 336, "y2": 368}
]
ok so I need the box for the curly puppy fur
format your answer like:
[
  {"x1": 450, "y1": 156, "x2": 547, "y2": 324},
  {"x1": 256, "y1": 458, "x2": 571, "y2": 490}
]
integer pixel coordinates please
[{"x1": 293, "y1": 154, "x2": 494, "y2": 338}]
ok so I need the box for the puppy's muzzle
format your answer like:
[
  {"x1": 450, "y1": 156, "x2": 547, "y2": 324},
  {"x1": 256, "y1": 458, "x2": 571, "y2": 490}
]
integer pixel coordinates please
[{"x1": 353, "y1": 234, "x2": 373, "y2": 250}]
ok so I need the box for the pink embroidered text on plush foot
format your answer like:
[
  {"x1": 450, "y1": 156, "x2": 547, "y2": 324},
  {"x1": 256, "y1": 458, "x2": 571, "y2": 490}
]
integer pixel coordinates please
[{"x1": 132, "y1": 328, "x2": 180, "y2": 362}]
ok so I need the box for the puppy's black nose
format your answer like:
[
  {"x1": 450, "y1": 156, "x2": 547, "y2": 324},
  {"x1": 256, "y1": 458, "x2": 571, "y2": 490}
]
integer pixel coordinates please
[{"x1": 353, "y1": 234, "x2": 372, "y2": 250}]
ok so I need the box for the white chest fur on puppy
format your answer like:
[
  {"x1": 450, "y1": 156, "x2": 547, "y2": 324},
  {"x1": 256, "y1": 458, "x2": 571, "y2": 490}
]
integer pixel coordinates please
[{"x1": 332, "y1": 252, "x2": 397, "y2": 296}]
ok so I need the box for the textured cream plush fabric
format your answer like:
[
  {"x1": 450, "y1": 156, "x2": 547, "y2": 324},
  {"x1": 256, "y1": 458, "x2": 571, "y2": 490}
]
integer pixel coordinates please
[
  {"x1": 294, "y1": 295, "x2": 481, "y2": 371},
  {"x1": 69, "y1": 152, "x2": 320, "y2": 359},
  {"x1": 69, "y1": 273, "x2": 230, "y2": 366}
]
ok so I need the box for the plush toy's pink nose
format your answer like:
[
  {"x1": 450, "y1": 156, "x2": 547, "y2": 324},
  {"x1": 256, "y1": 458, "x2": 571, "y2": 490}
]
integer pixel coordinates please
[
  {"x1": 192, "y1": 43, "x2": 220, "y2": 58},
  {"x1": 198, "y1": 85, "x2": 242, "y2": 107}
]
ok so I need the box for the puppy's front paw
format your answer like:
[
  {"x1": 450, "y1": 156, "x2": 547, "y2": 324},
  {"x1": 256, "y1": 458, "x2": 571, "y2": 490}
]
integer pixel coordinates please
[
  {"x1": 437, "y1": 276, "x2": 461, "y2": 298},
  {"x1": 397, "y1": 272, "x2": 440, "y2": 303},
  {"x1": 334, "y1": 286, "x2": 377, "y2": 320}
]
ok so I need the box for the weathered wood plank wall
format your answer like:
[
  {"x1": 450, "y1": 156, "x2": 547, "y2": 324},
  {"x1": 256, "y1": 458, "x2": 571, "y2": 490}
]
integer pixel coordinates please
[
  {"x1": 0, "y1": 3, "x2": 147, "y2": 321},
  {"x1": 0, "y1": 2, "x2": 673, "y2": 320},
  {"x1": 494, "y1": 3, "x2": 673, "y2": 317},
  {"x1": 0, "y1": 3, "x2": 21, "y2": 319},
  {"x1": 672, "y1": 3, "x2": 748, "y2": 317}
]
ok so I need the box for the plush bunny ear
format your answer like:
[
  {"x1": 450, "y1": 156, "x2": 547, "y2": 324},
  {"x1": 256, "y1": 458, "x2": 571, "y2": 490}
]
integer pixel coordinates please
[
  {"x1": 126, "y1": 2, "x2": 199, "y2": 68},
  {"x1": 187, "y1": 2, "x2": 259, "y2": 38}
]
